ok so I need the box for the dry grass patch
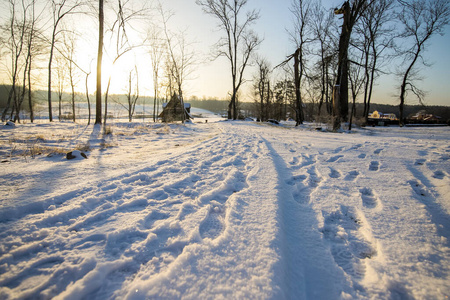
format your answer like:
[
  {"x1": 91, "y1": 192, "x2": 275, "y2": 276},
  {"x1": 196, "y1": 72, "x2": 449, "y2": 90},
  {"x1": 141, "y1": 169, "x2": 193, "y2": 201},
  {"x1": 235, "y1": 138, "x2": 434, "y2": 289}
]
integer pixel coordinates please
[
  {"x1": 75, "y1": 142, "x2": 91, "y2": 152},
  {"x1": 100, "y1": 140, "x2": 117, "y2": 149}
]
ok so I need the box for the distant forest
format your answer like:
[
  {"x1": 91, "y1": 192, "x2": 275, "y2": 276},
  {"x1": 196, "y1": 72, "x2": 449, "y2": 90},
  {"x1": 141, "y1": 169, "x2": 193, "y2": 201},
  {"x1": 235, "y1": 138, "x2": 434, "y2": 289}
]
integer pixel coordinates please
[
  {"x1": 1, "y1": 85, "x2": 449, "y2": 123},
  {"x1": 189, "y1": 98, "x2": 450, "y2": 123}
]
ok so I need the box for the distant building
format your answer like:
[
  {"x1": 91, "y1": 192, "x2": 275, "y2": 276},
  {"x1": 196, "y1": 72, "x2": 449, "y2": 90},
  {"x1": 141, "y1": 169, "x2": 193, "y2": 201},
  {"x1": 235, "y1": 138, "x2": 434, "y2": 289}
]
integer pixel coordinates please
[
  {"x1": 410, "y1": 110, "x2": 442, "y2": 122},
  {"x1": 368, "y1": 111, "x2": 398, "y2": 120},
  {"x1": 159, "y1": 93, "x2": 192, "y2": 122}
]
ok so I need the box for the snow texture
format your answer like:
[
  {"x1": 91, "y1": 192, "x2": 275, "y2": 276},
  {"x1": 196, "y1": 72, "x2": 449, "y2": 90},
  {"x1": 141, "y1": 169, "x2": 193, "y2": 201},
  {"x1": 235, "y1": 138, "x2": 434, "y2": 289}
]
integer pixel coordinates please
[{"x1": 1, "y1": 116, "x2": 449, "y2": 299}]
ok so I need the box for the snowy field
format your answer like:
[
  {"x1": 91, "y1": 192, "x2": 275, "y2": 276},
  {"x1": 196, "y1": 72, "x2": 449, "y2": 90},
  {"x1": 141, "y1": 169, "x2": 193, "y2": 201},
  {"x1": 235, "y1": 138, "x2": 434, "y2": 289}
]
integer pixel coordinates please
[{"x1": 0, "y1": 114, "x2": 449, "y2": 299}]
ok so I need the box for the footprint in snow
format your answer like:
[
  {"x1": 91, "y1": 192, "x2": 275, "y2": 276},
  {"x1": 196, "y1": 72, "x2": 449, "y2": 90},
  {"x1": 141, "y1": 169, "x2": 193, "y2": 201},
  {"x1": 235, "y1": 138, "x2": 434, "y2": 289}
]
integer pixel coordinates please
[
  {"x1": 307, "y1": 166, "x2": 322, "y2": 188},
  {"x1": 121, "y1": 174, "x2": 151, "y2": 185},
  {"x1": 329, "y1": 167, "x2": 341, "y2": 179},
  {"x1": 321, "y1": 206, "x2": 377, "y2": 280},
  {"x1": 369, "y1": 161, "x2": 379, "y2": 171},
  {"x1": 140, "y1": 210, "x2": 170, "y2": 229},
  {"x1": 358, "y1": 153, "x2": 366, "y2": 159},
  {"x1": 333, "y1": 146, "x2": 345, "y2": 153},
  {"x1": 432, "y1": 170, "x2": 446, "y2": 180},
  {"x1": 415, "y1": 158, "x2": 426, "y2": 165},
  {"x1": 290, "y1": 156, "x2": 299, "y2": 165},
  {"x1": 360, "y1": 187, "x2": 381, "y2": 209},
  {"x1": 72, "y1": 233, "x2": 107, "y2": 249},
  {"x1": 326, "y1": 155, "x2": 344, "y2": 163},
  {"x1": 344, "y1": 170, "x2": 359, "y2": 181},
  {"x1": 200, "y1": 206, "x2": 225, "y2": 240},
  {"x1": 285, "y1": 174, "x2": 307, "y2": 186},
  {"x1": 374, "y1": 148, "x2": 383, "y2": 155},
  {"x1": 418, "y1": 150, "x2": 428, "y2": 157}
]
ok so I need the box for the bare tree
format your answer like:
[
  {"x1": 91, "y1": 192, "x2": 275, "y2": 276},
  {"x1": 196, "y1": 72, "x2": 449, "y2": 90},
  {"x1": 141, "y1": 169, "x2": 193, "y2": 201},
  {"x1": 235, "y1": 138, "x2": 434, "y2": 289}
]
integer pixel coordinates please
[
  {"x1": 276, "y1": 0, "x2": 315, "y2": 125},
  {"x1": 84, "y1": 63, "x2": 93, "y2": 125},
  {"x1": 118, "y1": 66, "x2": 139, "y2": 122},
  {"x1": 54, "y1": 52, "x2": 67, "y2": 121},
  {"x1": 289, "y1": 0, "x2": 315, "y2": 125},
  {"x1": 358, "y1": 0, "x2": 395, "y2": 121},
  {"x1": 67, "y1": 57, "x2": 94, "y2": 124},
  {"x1": 197, "y1": 0, "x2": 261, "y2": 120},
  {"x1": 47, "y1": 0, "x2": 81, "y2": 122},
  {"x1": 147, "y1": 26, "x2": 165, "y2": 122},
  {"x1": 25, "y1": 0, "x2": 43, "y2": 123},
  {"x1": 158, "y1": 4, "x2": 196, "y2": 123},
  {"x1": 52, "y1": 29, "x2": 93, "y2": 124},
  {"x1": 59, "y1": 28, "x2": 78, "y2": 122},
  {"x1": 2, "y1": 0, "x2": 28, "y2": 122},
  {"x1": 274, "y1": 76, "x2": 296, "y2": 121},
  {"x1": 253, "y1": 56, "x2": 272, "y2": 122},
  {"x1": 310, "y1": 2, "x2": 336, "y2": 117},
  {"x1": 95, "y1": 0, "x2": 103, "y2": 124},
  {"x1": 332, "y1": 0, "x2": 373, "y2": 131},
  {"x1": 396, "y1": 0, "x2": 449, "y2": 126},
  {"x1": 103, "y1": 0, "x2": 146, "y2": 125},
  {"x1": 161, "y1": 51, "x2": 176, "y2": 102},
  {"x1": 347, "y1": 48, "x2": 365, "y2": 130},
  {"x1": 1, "y1": 0, "x2": 45, "y2": 123}
]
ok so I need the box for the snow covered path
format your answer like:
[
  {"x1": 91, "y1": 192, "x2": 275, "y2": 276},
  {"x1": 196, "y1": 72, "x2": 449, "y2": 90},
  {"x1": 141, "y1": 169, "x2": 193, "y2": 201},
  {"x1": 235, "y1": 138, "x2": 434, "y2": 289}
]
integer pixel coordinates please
[{"x1": 1, "y1": 121, "x2": 449, "y2": 299}]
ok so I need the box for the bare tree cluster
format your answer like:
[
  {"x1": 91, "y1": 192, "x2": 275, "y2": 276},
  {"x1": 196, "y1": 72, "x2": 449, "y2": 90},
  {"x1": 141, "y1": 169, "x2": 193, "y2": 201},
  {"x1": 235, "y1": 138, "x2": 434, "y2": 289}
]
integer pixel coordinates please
[
  {"x1": 278, "y1": 0, "x2": 448, "y2": 130},
  {"x1": 0, "y1": 0, "x2": 448, "y2": 128},
  {"x1": 0, "y1": 0, "x2": 150, "y2": 125},
  {"x1": 197, "y1": 0, "x2": 261, "y2": 120},
  {"x1": 1, "y1": 0, "x2": 45, "y2": 123},
  {"x1": 250, "y1": 58, "x2": 299, "y2": 123},
  {"x1": 252, "y1": 57, "x2": 272, "y2": 122}
]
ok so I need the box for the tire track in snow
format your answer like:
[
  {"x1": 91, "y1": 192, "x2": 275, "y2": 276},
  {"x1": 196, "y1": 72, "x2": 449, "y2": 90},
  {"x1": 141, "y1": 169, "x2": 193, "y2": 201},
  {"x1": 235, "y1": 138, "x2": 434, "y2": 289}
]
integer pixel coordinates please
[
  {"x1": 261, "y1": 137, "x2": 343, "y2": 299},
  {"x1": 406, "y1": 164, "x2": 450, "y2": 246},
  {"x1": 198, "y1": 168, "x2": 247, "y2": 240}
]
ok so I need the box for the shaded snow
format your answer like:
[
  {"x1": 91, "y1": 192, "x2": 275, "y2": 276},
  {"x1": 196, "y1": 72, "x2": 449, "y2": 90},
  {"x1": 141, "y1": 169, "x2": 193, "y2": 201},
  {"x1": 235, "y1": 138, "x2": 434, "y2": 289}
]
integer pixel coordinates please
[{"x1": 0, "y1": 119, "x2": 449, "y2": 299}]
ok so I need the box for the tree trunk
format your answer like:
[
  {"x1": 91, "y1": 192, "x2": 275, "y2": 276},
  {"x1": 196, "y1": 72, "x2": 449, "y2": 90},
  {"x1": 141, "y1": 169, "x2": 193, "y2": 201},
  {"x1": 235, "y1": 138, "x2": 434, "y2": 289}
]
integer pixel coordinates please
[
  {"x1": 332, "y1": 85, "x2": 341, "y2": 130},
  {"x1": 71, "y1": 86, "x2": 75, "y2": 122},
  {"x1": 48, "y1": 28, "x2": 57, "y2": 122},
  {"x1": 153, "y1": 93, "x2": 157, "y2": 122},
  {"x1": 227, "y1": 99, "x2": 232, "y2": 119},
  {"x1": 85, "y1": 73, "x2": 91, "y2": 125},
  {"x1": 104, "y1": 77, "x2": 112, "y2": 125},
  {"x1": 95, "y1": 0, "x2": 104, "y2": 125},
  {"x1": 399, "y1": 81, "x2": 407, "y2": 127},
  {"x1": 294, "y1": 49, "x2": 303, "y2": 126},
  {"x1": 333, "y1": 1, "x2": 352, "y2": 130}
]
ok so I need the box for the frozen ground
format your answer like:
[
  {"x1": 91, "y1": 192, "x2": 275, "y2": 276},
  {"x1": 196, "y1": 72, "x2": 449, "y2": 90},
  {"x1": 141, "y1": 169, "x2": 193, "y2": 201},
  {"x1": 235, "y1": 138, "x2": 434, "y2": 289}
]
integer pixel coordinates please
[{"x1": 0, "y1": 114, "x2": 449, "y2": 299}]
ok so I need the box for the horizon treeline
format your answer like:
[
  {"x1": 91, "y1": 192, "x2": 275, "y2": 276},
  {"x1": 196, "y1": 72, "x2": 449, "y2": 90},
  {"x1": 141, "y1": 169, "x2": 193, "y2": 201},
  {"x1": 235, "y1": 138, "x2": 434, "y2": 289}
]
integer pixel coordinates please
[{"x1": 2, "y1": 84, "x2": 449, "y2": 123}]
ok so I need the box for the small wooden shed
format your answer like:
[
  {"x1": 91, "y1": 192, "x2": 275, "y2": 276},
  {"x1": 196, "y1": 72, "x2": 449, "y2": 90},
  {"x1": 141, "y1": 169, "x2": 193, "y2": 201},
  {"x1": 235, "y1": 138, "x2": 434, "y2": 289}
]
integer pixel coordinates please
[{"x1": 159, "y1": 93, "x2": 192, "y2": 122}]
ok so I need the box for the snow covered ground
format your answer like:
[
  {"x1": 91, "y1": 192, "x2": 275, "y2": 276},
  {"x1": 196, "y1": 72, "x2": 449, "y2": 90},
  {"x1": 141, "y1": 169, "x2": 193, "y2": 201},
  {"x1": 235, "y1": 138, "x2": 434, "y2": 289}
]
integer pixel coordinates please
[{"x1": 0, "y1": 115, "x2": 449, "y2": 299}]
